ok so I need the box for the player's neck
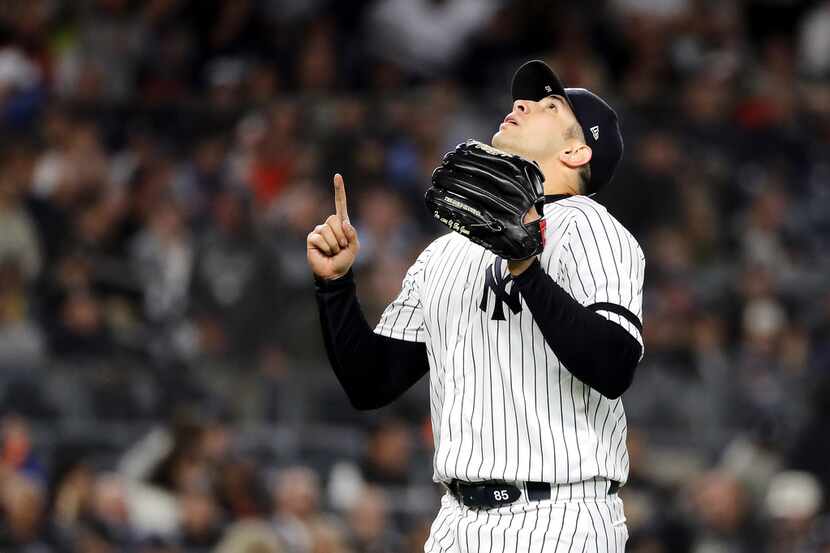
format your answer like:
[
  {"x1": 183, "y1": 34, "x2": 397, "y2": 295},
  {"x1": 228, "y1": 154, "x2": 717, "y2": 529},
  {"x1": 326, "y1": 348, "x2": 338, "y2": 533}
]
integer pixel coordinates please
[{"x1": 540, "y1": 162, "x2": 580, "y2": 196}]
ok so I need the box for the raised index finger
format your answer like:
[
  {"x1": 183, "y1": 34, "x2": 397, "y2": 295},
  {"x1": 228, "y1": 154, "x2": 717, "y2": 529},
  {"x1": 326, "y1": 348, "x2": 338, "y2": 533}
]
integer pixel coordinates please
[{"x1": 333, "y1": 173, "x2": 349, "y2": 223}]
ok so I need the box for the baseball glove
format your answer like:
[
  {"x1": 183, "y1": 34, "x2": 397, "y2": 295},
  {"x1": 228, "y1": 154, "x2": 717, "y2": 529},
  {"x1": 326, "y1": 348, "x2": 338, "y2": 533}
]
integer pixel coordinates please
[{"x1": 425, "y1": 140, "x2": 546, "y2": 261}]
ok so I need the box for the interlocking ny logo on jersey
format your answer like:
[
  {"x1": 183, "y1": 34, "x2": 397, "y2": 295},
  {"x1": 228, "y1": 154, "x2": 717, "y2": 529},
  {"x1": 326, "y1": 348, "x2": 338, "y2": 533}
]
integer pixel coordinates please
[{"x1": 479, "y1": 257, "x2": 522, "y2": 321}]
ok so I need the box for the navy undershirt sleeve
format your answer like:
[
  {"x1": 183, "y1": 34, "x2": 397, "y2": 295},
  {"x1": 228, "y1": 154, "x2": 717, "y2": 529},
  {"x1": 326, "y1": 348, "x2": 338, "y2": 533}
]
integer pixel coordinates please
[
  {"x1": 315, "y1": 271, "x2": 430, "y2": 410},
  {"x1": 511, "y1": 258, "x2": 642, "y2": 399}
]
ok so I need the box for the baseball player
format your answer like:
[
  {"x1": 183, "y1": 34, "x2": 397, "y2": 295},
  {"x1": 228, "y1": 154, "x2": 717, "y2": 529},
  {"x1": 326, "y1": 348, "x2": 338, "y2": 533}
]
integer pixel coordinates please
[{"x1": 308, "y1": 60, "x2": 644, "y2": 552}]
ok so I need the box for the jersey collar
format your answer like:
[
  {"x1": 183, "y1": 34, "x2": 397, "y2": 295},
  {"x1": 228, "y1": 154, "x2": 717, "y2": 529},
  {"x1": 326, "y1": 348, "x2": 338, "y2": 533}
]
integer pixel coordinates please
[{"x1": 544, "y1": 194, "x2": 572, "y2": 204}]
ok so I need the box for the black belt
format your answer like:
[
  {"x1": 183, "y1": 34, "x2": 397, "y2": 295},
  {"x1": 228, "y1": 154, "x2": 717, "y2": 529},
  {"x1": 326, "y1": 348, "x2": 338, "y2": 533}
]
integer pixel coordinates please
[{"x1": 447, "y1": 479, "x2": 620, "y2": 509}]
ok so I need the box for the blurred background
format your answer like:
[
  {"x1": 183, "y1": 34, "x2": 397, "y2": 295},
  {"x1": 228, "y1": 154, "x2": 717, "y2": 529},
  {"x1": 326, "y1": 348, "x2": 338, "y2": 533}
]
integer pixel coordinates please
[{"x1": 0, "y1": 0, "x2": 829, "y2": 551}]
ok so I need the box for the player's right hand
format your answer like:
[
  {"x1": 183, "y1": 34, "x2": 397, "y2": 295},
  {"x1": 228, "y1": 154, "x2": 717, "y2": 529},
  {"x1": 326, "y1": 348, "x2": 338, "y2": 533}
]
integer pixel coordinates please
[{"x1": 307, "y1": 173, "x2": 360, "y2": 280}]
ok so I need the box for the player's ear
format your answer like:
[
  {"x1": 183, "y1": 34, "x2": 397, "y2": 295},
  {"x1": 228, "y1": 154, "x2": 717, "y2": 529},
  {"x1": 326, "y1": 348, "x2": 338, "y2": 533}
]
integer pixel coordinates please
[{"x1": 559, "y1": 144, "x2": 592, "y2": 169}]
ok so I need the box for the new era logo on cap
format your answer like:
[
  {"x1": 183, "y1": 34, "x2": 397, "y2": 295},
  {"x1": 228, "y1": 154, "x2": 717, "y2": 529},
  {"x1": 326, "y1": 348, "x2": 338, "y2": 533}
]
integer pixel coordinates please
[
  {"x1": 590, "y1": 125, "x2": 599, "y2": 140},
  {"x1": 544, "y1": 85, "x2": 552, "y2": 93}
]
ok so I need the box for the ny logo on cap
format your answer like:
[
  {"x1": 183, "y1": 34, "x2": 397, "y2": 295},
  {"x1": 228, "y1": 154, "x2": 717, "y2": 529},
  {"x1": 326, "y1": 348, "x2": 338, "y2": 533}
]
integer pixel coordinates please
[
  {"x1": 544, "y1": 85, "x2": 552, "y2": 93},
  {"x1": 590, "y1": 125, "x2": 600, "y2": 140}
]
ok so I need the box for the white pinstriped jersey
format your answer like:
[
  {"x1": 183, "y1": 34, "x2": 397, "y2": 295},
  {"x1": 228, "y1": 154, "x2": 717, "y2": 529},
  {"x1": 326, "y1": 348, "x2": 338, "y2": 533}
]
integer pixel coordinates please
[{"x1": 375, "y1": 195, "x2": 645, "y2": 486}]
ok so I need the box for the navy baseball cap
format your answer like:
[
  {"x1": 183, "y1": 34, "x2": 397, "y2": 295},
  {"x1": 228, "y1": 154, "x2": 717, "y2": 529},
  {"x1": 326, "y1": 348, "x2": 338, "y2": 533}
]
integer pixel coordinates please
[{"x1": 511, "y1": 60, "x2": 624, "y2": 195}]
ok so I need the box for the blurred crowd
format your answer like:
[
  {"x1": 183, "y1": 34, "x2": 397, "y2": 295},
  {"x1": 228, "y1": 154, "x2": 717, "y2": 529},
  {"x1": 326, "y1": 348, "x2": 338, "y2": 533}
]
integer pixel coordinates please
[{"x1": 0, "y1": 0, "x2": 829, "y2": 552}]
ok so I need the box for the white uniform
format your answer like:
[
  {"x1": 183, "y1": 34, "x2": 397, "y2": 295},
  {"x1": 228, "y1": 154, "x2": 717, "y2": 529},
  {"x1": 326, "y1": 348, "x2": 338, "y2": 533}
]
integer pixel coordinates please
[{"x1": 375, "y1": 195, "x2": 645, "y2": 552}]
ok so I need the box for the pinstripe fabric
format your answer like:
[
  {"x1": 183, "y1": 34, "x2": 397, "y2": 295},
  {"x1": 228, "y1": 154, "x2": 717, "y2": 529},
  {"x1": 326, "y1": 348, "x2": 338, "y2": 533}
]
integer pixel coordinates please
[
  {"x1": 424, "y1": 493, "x2": 628, "y2": 552},
  {"x1": 375, "y1": 196, "x2": 644, "y2": 487},
  {"x1": 376, "y1": 196, "x2": 641, "y2": 551}
]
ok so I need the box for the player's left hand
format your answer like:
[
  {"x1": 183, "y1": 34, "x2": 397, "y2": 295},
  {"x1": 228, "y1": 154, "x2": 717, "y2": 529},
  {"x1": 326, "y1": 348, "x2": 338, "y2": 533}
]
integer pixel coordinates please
[
  {"x1": 425, "y1": 140, "x2": 546, "y2": 263},
  {"x1": 507, "y1": 206, "x2": 542, "y2": 275}
]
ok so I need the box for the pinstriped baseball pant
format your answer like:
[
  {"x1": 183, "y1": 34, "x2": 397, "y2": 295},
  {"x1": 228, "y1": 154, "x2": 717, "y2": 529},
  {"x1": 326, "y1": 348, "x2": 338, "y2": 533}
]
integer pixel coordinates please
[{"x1": 424, "y1": 482, "x2": 628, "y2": 553}]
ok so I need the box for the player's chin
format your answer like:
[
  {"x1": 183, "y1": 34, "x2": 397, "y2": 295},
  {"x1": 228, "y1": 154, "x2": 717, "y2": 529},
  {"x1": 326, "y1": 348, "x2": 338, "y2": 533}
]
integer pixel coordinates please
[
  {"x1": 492, "y1": 131, "x2": 520, "y2": 155},
  {"x1": 491, "y1": 130, "x2": 511, "y2": 151}
]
